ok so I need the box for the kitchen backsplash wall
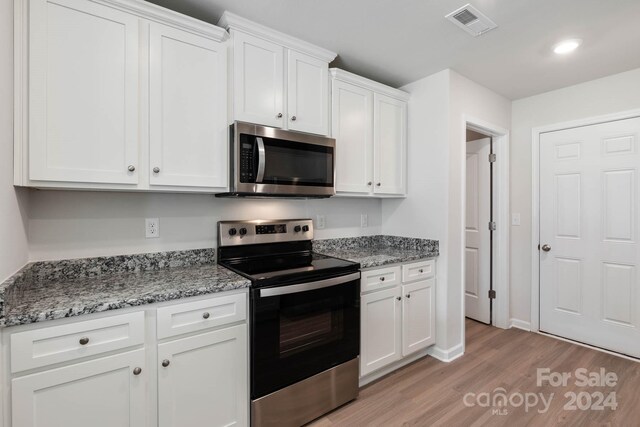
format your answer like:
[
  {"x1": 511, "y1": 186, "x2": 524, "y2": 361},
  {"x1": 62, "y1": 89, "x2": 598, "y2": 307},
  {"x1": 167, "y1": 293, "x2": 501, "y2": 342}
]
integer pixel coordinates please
[{"x1": 27, "y1": 191, "x2": 382, "y2": 261}]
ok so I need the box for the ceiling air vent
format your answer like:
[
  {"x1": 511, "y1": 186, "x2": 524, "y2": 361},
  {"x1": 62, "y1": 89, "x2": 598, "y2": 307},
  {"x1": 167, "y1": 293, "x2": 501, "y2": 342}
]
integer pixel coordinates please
[{"x1": 446, "y1": 4, "x2": 497, "y2": 37}]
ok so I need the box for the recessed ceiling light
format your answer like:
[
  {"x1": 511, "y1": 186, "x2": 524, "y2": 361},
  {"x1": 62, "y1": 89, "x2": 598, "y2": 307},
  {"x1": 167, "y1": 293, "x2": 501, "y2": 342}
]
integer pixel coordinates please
[{"x1": 553, "y1": 39, "x2": 582, "y2": 55}]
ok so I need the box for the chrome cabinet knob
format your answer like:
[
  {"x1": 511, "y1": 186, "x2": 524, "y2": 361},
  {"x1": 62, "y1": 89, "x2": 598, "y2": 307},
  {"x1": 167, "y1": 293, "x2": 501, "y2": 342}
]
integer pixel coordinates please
[
  {"x1": 277, "y1": 113, "x2": 283, "y2": 118},
  {"x1": 376, "y1": 182, "x2": 381, "y2": 187},
  {"x1": 202, "y1": 312, "x2": 210, "y2": 319},
  {"x1": 153, "y1": 167, "x2": 160, "y2": 173},
  {"x1": 367, "y1": 182, "x2": 372, "y2": 186},
  {"x1": 162, "y1": 359, "x2": 170, "y2": 368},
  {"x1": 396, "y1": 296, "x2": 402, "y2": 301},
  {"x1": 380, "y1": 277, "x2": 385, "y2": 282},
  {"x1": 133, "y1": 367, "x2": 142, "y2": 376},
  {"x1": 406, "y1": 294, "x2": 411, "y2": 299},
  {"x1": 418, "y1": 269, "x2": 424, "y2": 273},
  {"x1": 541, "y1": 244, "x2": 552, "y2": 252},
  {"x1": 128, "y1": 165, "x2": 136, "y2": 172},
  {"x1": 291, "y1": 116, "x2": 297, "y2": 121},
  {"x1": 79, "y1": 337, "x2": 89, "y2": 346}
]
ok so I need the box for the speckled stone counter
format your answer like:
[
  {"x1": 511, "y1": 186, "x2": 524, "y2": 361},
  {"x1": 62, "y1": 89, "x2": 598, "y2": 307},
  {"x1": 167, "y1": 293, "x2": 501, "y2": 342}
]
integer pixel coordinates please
[
  {"x1": 313, "y1": 236, "x2": 439, "y2": 269},
  {"x1": 0, "y1": 249, "x2": 250, "y2": 327}
]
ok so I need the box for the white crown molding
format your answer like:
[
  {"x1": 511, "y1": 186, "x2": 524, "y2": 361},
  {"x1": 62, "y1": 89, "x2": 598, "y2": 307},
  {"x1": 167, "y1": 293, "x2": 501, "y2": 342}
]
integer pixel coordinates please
[
  {"x1": 96, "y1": 0, "x2": 228, "y2": 42},
  {"x1": 218, "y1": 11, "x2": 336, "y2": 63},
  {"x1": 330, "y1": 68, "x2": 410, "y2": 101}
]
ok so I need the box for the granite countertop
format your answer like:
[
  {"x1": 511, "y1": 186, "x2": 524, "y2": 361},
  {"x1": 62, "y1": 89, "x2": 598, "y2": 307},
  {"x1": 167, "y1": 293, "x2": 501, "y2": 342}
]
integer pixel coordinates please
[
  {"x1": 313, "y1": 235, "x2": 439, "y2": 269},
  {"x1": 0, "y1": 249, "x2": 250, "y2": 327}
]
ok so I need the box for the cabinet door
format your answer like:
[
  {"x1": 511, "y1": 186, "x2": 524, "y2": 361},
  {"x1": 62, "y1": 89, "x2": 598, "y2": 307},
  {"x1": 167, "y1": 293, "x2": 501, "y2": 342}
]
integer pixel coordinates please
[
  {"x1": 12, "y1": 349, "x2": 146, "y2": 427},
  {"x1": 149, "y1": 24, "x2": 228, "y2": 189},
  {"x1": 332, "y1": 80, "x2": 373, "y2": 194},
  {"x1": 360, "y1": 287, "x2": 402, "y2": 376},
  {"x1": 232, "y1": 31, "x2": 284, "y2": 128},
  {"x1": 287, "y1": 50, "x2": 329, "y2": 135},
  {"x1": 402, "y1": 279, "x2": 435, "y2": 356},
  {"x1": 373, "y1": 94, "x2": 407, "y2": 195},
  {"x1": 158, "y1": 325, "x2": 248, "y2": 427},
  {"x1": 28, "y1": 0, "x2": 139, "y2": 184}
]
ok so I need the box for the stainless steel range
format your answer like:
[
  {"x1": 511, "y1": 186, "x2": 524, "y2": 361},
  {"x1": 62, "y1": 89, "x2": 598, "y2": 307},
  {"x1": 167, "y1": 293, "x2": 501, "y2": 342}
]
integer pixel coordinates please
[{"x1": 217, "y1": 219, "x2": 360, "y2": 427}]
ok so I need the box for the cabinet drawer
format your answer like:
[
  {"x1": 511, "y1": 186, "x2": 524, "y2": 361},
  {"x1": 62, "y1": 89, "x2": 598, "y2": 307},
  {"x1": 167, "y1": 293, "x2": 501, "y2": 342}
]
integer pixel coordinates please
[
  {"x1": 157, "y1": 293, "x2": 246, "y2": 339},
  {"x1": 11, "y1": 312, "x2": 145, "y2": 373},
  {"x1": 361, "y1": 266, "x2": 401, "y2": 293},
  {"x1": 402, "y1": 260, "x2": 435, "y2": 283}
]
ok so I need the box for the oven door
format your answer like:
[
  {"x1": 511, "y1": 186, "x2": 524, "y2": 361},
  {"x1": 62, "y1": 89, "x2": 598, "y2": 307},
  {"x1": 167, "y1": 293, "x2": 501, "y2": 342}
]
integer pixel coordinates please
[
  {"x1": 234, "y1": 122, "x2": 335, "y2": 197},
  {"x1": 250, "y1": 272, "x2": 360, "y2": 399}
]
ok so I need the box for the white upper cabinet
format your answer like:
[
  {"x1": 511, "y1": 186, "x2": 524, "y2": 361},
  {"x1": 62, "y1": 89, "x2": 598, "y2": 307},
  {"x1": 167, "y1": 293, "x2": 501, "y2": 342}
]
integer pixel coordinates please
[
  {"x1": 26, "y1": 0, "x2": 139, "y2": 185},
  {"x1": 149, "y1": 23, "x2": 228, "y2": 190},
  {"x1": 287, "y1": 50, "x2": 329, "y2": 135},
  {"x1": 374, "y1": 93, "x2": 407, "y2": 195},
  {"x1": 14, "y1": 0, "x2": 229, "y2": 192},
  {"x1": 330, "y1": 69, "x2": 409, "y2": 197},
  {"x1": 219, "y1": 12, "x2": 336, "y2": 136},
  {"x1": 331, "y1": 80, "x2": 373, "y2": 193}
]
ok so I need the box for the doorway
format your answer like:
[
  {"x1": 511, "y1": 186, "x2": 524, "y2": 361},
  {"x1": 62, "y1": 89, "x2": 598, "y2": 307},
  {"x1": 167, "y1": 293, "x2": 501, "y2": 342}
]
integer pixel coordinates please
[{"x1": 465, "y1": 128, "x2": 493, "y2": 324}]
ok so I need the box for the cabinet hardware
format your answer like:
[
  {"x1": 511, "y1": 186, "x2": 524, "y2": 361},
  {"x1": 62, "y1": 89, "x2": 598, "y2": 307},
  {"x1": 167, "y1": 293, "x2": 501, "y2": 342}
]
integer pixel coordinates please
[
  {"x1": 202, "y1": 312, "x2": 210, "y2": 319},
  {"x1": 128, "y1": 165, "x2": 136, "y2": 172},
  {"x1": 79, "y1": 337, "x2": 89, "y2": 346},
  {"x1": 153, "y1": 167, "x2": 160, "y2": 173},
  {"x1": 162, "y1": 359, "x2": 170, "y2": 368},
  {"x1": 396, "y1": 296, "x2": 402, "y2": 301},
  {"x1": 291, "y1": 116, "x2": 297, "y2": 121},
  {"x1": 376, "y1": 182, "x2": 381, "y2": 187},
  {"x1": 418, "y1": 269, "x2": 424, "y2": 273},
  {"x1": 276, "y1": 113, "x2": 283, "y2": 118},
  {"x1": 367, "y1": 182, "x2": 372, "y2": 186},
  {"x1": 133, "y1": 367, "x2": 142, "y2": 376},
  {"x1": 379, "y1": 277, "x2": 385, "y2": 281},
  {"x1": 406, "y1": 294, "x2": 411, "y2": 298}
]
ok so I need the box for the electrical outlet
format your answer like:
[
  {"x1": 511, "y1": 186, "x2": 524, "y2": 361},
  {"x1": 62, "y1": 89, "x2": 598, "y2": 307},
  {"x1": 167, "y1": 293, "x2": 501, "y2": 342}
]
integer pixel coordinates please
[
  {"x1": 511, "y1": 213, "x2": 521, "y2": 226},
  {"x1": 360, "y1": 214, "x2": 368, "y2": 228},
  {"x1": 145, "y1": 218, "x2": 160, "y2": 238},
  {"x1": 316, "y1": 215, "x2": 326, "y2": 230}
]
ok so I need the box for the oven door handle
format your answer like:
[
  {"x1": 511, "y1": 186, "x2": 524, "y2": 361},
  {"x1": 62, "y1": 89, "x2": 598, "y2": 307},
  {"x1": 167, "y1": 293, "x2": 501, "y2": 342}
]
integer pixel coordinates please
[
  {"x1": 256, "y1": 137, "x2": 266, "y2": 183},
  {"x1": 259, "y1": 272, "x2": 360, "y2": 297}
]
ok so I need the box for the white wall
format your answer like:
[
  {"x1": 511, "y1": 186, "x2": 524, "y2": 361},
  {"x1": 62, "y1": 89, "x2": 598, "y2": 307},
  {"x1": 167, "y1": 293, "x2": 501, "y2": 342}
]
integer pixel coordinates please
[
  {"x1": 28, "y1": 191, "x2": 382, "y2": 261},
  {"x1": 0, "y1": 0, "x2": 29, "y2": 282},
  {"x1": 382, "y1": 69, "x2": 451, "y2": 351},
  {"x1": 510, "y1": 67, "x2": 640, "y2": 325}
]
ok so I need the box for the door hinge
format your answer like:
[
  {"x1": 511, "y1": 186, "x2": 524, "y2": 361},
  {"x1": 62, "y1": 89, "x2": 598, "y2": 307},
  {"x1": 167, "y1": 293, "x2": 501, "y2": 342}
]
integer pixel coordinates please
[
  {"x1": 488, "y1": 221, "x2": 496, "y2": 231},
  {"x1": 489, "y1": 153, "x2": 497, "y2": 163},
  {"x1": 488, "y1": 290, "x2": 496, "y2": 299}
]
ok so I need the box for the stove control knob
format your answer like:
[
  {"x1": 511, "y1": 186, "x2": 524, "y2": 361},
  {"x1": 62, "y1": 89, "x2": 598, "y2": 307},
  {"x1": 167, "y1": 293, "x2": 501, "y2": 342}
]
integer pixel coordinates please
[
  {"x1": 228, "y1": 228, "x2": 237, "y2": 236},
  {"x1": 302, "y1": 225, "x2": 310, "y2": 232},
  {"x1": 294, "y1": 225, "x2": 302, "y2": 232},
  {"x1": 239, "y1": 227, "x2": 248, "y2": 236}
]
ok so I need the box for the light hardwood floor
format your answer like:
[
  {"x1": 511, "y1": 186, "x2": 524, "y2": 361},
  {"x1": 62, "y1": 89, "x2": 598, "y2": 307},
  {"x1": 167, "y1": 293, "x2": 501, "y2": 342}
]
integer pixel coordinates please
[{"x1": 308, "y1": 319, "x2": 640, "y2": 426}]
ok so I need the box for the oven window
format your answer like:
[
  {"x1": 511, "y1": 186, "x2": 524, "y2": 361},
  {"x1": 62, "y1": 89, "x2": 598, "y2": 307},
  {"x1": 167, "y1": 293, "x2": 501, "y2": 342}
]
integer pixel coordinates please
[{"x1": 279, "y1": 297, "x2": 343, "y2": 357}]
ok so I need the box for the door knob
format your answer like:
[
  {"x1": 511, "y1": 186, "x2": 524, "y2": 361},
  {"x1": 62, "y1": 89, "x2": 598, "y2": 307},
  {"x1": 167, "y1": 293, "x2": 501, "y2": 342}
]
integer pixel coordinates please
[
  {"x1": 541, "y1": 244, "x2": 551, "y2": 252},
  {"x1": 133, "y1": 367, "x2": 142, "y2": 376}
]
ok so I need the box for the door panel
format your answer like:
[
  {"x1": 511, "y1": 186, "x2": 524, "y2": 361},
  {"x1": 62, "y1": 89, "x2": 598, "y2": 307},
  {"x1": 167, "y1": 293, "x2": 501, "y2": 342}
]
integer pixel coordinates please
[
  {"x1": 402, "y1": 279, "x2": 435, "y2": 356},
  {"x1": 332, "y1": 80, "x2": 373, "y2": 194},
  {"x1": 287, "y1": 50, "x2": 328, "y2": 135},
  {"x1": 360, "y1": 287, "x2": 401, "y2": 376},
  {"x1": 465, "y1": 138, "x2": 491, "y2": 323},
  {"x1": 149, "y1": 23, "x2": 227, "y2": 189},
  {"x1": 373, "y1": 94, "x2": 407, "y2": 195},
  {"x1": 233, "y1": 31, "x2": 284, "y2": 128},
  {"x1": 540, "y1": 116, "x2": 640, "y2": 358},
  {"x1": 28, "y1": 0, "x2": 139, "y2": 184}
]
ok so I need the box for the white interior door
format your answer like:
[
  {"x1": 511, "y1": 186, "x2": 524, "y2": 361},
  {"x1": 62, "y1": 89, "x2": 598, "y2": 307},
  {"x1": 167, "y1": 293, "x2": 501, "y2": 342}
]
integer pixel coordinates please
[
  {"x1": 465, "y1": 138, "x2": 491, "y2": 324},
  {"x1": 540, "y1": 117, "x2": 640, "y2": 358}
]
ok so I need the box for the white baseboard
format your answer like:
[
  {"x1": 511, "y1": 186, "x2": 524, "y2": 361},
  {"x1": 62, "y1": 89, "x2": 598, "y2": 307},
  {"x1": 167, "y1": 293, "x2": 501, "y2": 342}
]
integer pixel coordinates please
[
  {"x1": 509, "y1": 318, "x2": 531, "y2": 331},
  {"x1": 427, "y1": 343, "x2": 464, "y2": 362}
]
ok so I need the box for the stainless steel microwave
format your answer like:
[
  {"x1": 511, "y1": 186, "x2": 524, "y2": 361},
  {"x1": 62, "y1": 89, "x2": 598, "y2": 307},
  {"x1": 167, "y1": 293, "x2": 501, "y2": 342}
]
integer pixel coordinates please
[{"x1": 218, "y1": 122, "x2": 336, "y2": 198}]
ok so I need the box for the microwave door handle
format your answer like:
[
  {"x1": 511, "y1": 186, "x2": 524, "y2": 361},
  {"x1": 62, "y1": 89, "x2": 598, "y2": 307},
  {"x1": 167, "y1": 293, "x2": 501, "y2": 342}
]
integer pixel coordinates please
[
  {"x1": 259, "y1": 272, "x2": 360, "y2": 297},
  {"x1": 256, "y1": 137, "x2": 266, "y2": 183}
]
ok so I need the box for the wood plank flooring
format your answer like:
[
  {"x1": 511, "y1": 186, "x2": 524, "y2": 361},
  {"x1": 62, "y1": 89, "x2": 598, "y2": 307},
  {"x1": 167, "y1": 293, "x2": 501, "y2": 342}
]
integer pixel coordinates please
[{"x1": 308, "y1": 319, "x2": 640, "y2": 426}]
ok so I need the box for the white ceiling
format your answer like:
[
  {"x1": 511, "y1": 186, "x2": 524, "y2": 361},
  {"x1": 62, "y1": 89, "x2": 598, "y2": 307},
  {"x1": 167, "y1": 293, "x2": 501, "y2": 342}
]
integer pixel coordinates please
[{"x1": 146, "y1": 0, "x2": 640, "y2": 100}]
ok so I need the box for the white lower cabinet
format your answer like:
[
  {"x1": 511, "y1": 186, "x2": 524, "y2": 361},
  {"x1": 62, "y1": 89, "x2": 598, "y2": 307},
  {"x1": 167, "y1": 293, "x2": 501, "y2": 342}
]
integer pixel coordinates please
[
  {"x1": 12, "y1": 349, "x2": 146, "y2": 427},
  {"x1": 360, "y1": 260, "x2": 436, "y2": 378},
  {"x1": 158, "y1": 324, "x2": 248, "y2": 427}
]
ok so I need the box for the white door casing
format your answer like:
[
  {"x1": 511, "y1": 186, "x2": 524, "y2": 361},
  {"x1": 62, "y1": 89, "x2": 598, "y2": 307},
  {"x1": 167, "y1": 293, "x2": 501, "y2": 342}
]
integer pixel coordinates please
[
  {"x1": 539, "y1": 117, "x2": 640, "y2": 358},
  {"x1": 287, "y1": 50, "x2": 328, "y2": 135},
  {"x1": 232, "y1": 31, "x2": 284, "y2": 128},
  {"x1": 465, "y1": 138, "x2": 491, "y2": 324},
  {"x1": 331, "y1": 80, "x2": 374, "y2": 194},
  {"x1": 149, "y1": 23, "x2": 228, "y2": 189},
  {"x1": 373, "y1": 93, "x2": 407, "y2": 195},
  {"x1": 28, "y1": 0, "x2": 139, "y2": 184}
]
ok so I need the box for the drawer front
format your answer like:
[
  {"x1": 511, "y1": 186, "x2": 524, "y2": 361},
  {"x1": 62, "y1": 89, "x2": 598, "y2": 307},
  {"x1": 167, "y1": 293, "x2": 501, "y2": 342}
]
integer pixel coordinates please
[
  {"x1": 157, "y1": 293, "x2": 246, "y2": 339},
  {"x1": 361, "y1": 266, "x2": 401, "y2": 293},
  {"x1": 11, "y1": 311, "x2": 145, "y2": 373},
  {"x1": 402, "y1": 260, "x2": 435, "y2": 283}
]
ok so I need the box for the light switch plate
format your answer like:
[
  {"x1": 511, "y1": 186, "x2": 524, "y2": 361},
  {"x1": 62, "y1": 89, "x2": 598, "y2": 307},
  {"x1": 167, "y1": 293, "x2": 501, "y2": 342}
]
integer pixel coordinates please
[{"x1": 511, "y1": 213, "x2": 521, "y2": 226}]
